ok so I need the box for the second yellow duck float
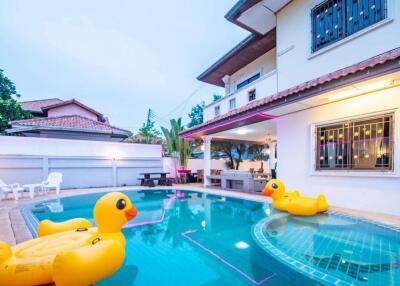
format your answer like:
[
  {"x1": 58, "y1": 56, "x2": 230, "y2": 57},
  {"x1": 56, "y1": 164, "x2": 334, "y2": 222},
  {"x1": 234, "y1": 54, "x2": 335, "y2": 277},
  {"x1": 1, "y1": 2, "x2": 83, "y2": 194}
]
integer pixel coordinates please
[
  {"x1": 262, "y1": 179, "x2": 329, "y2": 216},
  {"x1": 0, "y1": 192, "x2": 138, "y2": 286}
]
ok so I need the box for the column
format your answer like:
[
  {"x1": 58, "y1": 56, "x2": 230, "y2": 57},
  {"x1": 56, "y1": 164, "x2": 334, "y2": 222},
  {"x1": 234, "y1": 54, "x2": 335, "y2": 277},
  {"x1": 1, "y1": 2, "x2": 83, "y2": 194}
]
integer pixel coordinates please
[
  {"x1": 269, "y1": 140, "x2": 277, "y2": 176},
  {"x1": 203, "y1": 136, "x2": 212, "y2": 187},
  {"x1": 222, "y1": 75, "x2": 231, "y2": 96}
]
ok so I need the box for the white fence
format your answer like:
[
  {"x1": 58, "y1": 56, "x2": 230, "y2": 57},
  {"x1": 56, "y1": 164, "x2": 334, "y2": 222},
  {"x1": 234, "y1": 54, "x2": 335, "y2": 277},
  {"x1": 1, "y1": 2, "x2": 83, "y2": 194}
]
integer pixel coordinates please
[{"x1": 0, "y1": 136, "x2": 163, "y2": 189}]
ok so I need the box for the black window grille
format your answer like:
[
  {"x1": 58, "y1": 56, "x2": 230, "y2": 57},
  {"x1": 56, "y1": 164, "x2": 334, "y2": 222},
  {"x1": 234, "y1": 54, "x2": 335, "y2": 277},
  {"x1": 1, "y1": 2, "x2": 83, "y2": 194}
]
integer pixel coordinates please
[
  {"x1": 229, "y1": 98, "x2": 236, "y2": 109},
  {"x1": 236, "y1": 73, "x2": 261, "y2": 90},
  {"x1": 248, "y1": 89, "x2": 256, "y2": 101},
  {"x1": 316, "y1": 114, "x2": 394, "y2": 171},
  {"x1": 214, "y1": 105, "x2": 220, "y2": 116},
  {"x1": 311, "y1": 0, "x2": 387, "y2": 52}
]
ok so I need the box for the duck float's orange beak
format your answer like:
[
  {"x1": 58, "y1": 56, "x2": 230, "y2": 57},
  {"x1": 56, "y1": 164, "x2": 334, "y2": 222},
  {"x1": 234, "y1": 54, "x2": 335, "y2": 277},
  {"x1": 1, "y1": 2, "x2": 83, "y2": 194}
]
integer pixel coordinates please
[
  {"x1": 125, "y1": 207, "x2": 138, "y2": 220},
  {"x1": 262, "y1": 186, "x2": 274, "y2": 196}
]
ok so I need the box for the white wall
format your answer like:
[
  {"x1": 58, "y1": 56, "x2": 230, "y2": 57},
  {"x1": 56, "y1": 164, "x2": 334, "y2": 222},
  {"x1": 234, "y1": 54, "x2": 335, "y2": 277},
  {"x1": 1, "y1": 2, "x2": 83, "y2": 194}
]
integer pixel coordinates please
[
  {"x1": 277, "y1": 87, "x2": 400, "y2": 215},
  {"x1": 0, "y1": 136, "x2": 163, "y2": 189},
  {"x1": 229, "y1": 48, "x2": 276, "y2": 94},
  {"x1": 277, "y1": 0, "x2": 400, "y2": 91},
  {"x1": 0, "y1": 136, "x2": 161, "y2": 158},
  {"x1": 203, "y1": 49, "x2": 277, "y2": 121}
]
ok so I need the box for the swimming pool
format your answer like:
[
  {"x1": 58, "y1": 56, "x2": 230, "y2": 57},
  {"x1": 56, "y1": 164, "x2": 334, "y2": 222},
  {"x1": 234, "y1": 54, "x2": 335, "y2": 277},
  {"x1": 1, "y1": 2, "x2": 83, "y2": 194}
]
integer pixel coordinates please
[{"x1": 22, "y1": 189, "x2": 400, "y2": 286}]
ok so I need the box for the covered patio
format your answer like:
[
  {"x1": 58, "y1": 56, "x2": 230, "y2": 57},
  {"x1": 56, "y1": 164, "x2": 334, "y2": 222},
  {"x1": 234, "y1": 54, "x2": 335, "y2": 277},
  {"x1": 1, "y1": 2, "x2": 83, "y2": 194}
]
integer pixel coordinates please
[{"x1": 181, "y1": 111, "x2": 278, "y2": 191}]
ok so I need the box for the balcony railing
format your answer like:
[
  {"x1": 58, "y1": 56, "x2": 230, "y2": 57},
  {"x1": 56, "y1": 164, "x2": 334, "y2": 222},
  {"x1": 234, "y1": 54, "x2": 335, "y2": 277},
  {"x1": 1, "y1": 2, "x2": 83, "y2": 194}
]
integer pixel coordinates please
[{"x1": 203, "y1": 70, "x2": 277, "y2": 121}]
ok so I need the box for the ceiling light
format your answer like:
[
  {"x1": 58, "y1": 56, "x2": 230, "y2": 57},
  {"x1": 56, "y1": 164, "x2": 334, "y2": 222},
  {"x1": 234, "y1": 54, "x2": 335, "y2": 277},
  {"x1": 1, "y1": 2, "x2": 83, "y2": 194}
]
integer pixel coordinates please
[
  {"x1": 328, "y1": 80, "x2": 394, "y2": 101},
  {"x1": 235, "y1": 241, "x2": 249, "y2": 249},
  {"x1": 235, "y1": 129, "x2": 251, "y2": 135}
]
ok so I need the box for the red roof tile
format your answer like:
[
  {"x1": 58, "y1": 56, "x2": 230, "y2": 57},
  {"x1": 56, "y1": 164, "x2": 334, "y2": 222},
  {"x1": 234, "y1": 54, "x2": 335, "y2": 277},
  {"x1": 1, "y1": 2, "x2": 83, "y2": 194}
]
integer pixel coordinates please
[
  {"x1": 20, "y1": 98, "x2": 64, "y2": 112},
  {"x1": 181, "y1": 48, "x2": 400, "y2": 137},
  {"x1": 9, "y1": 115, "x2": 131, "y2": 135}
]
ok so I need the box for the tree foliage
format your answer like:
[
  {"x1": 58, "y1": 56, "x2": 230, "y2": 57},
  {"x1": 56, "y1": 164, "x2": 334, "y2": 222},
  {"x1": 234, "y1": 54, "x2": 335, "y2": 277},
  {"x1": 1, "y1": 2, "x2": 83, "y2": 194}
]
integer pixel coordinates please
[
  {"x1": 0, "y1": 69, "x2": 31, "y2": 133},
  {"x1": 212, "y1": 142, "x2": 247, "y2": 170},
  {"x1": 212, "y1": 94, "x2": 222, "y2": 102},
  {"x1": 187, "y1": 101, "x2": 204, "y2": 128},
  {"x1": 0, "y1": 69, "x2": 20, "y2": 100},
  {"x1": 248, "y1": 144, "x2": 267, "y2": 172}
]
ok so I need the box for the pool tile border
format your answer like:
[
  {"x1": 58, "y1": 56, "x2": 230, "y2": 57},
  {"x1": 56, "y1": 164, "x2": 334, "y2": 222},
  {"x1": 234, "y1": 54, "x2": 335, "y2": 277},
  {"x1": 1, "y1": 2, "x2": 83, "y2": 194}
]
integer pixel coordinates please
[{"x1": 252, "y1": 212, "x2": 400, "y2": 286}]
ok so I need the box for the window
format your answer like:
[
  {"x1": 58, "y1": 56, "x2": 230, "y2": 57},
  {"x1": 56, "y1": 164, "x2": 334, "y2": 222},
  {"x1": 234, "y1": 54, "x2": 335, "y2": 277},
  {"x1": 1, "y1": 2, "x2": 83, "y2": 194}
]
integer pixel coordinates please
[
  {"x1": 214, "y1": 105, "x2": 220, "y2": 117},
  {"x1": 236, "y1": 73, "x2": 261, "y2": 90},
  {"x1": 229, "y1": 98, "x2": 236, "y2": 110},
  {"x1": 311, "y1": 0, "x2": 387, "y2": 52},
  {"x1": 248, "y1": 89, "x2": 256, "y2": 102},
  {"x1": 316, "y1": 113, "x2": 394, "y2": 171}
]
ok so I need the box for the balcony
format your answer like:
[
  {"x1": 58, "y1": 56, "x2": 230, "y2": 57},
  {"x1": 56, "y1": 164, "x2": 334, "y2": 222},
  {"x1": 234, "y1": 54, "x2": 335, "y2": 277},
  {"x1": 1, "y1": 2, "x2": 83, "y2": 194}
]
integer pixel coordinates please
[{"x1": 204, "y1": 70, "x2": 277, "y2": 121}]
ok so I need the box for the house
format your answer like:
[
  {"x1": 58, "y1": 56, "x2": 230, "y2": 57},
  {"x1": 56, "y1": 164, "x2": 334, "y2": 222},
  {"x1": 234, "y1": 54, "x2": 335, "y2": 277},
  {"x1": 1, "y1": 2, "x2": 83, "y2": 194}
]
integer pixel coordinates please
[
  {"x1": 6, "y1": 98, "x2": 132, "y2": 141},
  {"x1": 180, "y1": 0, "x2": 400, "y2": 215}
]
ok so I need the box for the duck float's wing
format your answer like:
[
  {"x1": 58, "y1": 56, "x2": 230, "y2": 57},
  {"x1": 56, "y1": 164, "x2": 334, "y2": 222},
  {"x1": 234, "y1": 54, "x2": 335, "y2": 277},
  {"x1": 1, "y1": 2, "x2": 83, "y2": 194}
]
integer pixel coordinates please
[
  {"x1": 38, "y1": 218, "x2": 93, "y2": 237},
  {"x1": 52, "y1": 239, "x2": 125, "y2": 286}
]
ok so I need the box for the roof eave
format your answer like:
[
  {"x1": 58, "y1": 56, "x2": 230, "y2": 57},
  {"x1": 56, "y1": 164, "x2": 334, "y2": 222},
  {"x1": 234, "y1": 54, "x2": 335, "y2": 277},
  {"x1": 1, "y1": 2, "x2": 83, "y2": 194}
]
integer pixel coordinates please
[
  {"x1": 7, "y1": 125, "x2": 132, "y2": 137},
  {"x1": 225, "y1": 0, "x2": 264, "y2": 35}
]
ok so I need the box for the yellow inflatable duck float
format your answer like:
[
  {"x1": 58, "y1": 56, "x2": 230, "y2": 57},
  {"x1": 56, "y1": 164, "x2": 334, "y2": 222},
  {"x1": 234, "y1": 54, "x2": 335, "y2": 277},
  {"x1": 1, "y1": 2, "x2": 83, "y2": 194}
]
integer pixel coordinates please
[
  {"x1": 262, "y1": 179, "x2": 329, "y2": 216},
  {"x1": 0, "y1": 192, "x2": 138, "y2": 286}
]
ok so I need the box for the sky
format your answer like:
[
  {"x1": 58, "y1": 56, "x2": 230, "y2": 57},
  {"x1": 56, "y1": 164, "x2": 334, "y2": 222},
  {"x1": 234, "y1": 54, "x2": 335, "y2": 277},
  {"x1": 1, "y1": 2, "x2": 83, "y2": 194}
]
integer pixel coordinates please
[{"x1": 0, "y1": 0, "x2": 249, "y2": 132}]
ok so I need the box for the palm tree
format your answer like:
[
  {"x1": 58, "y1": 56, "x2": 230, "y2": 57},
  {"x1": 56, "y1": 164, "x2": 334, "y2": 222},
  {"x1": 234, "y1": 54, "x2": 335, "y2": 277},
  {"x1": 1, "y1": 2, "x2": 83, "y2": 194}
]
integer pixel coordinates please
[{"x1": 161, "y1": 118, "x2": 192, "y2": 179}]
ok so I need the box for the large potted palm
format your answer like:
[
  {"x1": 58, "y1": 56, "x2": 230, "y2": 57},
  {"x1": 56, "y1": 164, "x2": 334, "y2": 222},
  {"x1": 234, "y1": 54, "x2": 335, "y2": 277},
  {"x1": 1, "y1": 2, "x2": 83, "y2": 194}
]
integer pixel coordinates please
[{"x1": 161, "y1": 118, "x2": 192, "y2": 182}]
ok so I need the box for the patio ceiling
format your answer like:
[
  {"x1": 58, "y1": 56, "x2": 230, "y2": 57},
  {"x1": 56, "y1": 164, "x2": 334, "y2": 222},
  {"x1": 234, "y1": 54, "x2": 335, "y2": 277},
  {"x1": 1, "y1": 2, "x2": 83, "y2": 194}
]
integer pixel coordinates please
[{"x1": 211, "y1": 120, "x2": 277, "y2": 144}]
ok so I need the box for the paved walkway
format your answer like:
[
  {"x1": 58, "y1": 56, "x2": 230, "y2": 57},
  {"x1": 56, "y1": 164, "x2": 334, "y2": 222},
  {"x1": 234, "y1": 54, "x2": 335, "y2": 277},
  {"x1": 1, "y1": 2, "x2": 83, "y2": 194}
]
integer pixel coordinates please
[{"x1": 1, "y1": 184, "x2": 399, "y2": 246}]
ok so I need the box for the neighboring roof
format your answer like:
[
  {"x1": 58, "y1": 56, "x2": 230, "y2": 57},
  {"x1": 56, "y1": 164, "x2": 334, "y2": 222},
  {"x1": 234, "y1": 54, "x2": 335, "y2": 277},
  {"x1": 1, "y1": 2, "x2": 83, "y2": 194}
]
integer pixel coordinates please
[
  {"x1": 20, "y1": 98, "x2": 64, "y2": 113},
  {"x1": 42, "y1": 99, "x2": 104, "y2": 119},
  {"x1": 182, "y1": 47, "x2": 400, "y2": 138},
  {"x1": 7, "y1": 115, "x2": 132, "y2": 137},
  {"x1": 197, "y1": 29, "x2": 276, "y2": 87}
]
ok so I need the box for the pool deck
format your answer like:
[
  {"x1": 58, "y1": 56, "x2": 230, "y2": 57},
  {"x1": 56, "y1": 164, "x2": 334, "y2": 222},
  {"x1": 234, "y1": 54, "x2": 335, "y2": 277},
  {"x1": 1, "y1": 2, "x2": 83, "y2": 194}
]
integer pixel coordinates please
[{"x1": 1, "y1": 184, "x2": 400, "y2": 246}]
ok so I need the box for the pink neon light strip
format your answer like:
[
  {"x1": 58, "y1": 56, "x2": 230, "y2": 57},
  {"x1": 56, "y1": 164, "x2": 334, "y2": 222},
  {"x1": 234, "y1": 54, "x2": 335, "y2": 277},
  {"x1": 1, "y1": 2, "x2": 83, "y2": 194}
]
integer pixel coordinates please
[
  {"x1": 181, "y1": 230, "x2": 277, "y2": 285},
  {"x1": 124, "y1": 195, "x2": 177, "y2": 229},
  {"x1": 181, "y1": 112, "x2": 275, "y2": 140}
]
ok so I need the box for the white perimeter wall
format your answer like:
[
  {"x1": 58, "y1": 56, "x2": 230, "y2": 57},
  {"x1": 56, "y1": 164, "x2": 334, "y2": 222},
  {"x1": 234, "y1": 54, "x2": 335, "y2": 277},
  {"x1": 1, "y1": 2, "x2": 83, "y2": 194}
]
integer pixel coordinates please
[
  {"x1": 277, "y1": 88, "x2": 400, "y2": 215},
  {"x1": 0, "y1": 136, "x2": 163, "y2": 189}
]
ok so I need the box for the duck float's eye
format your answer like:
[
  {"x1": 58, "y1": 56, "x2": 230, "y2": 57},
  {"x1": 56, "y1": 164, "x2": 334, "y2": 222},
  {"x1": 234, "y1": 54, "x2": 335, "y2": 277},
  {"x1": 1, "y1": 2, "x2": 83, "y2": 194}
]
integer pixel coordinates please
[
  {"x1": 116, "y1": 199, "x2": 126, "y2": 210},
  {"x1": 272, "y1": 183, "x2": 278, "y2": 189}
]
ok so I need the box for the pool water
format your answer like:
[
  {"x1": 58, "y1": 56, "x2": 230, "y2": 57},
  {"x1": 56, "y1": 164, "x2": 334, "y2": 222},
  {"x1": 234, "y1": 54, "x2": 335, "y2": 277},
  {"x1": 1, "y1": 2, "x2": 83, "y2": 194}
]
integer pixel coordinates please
[{"x1": 23, "y1": 189, "x2": 400, "y2": 286}]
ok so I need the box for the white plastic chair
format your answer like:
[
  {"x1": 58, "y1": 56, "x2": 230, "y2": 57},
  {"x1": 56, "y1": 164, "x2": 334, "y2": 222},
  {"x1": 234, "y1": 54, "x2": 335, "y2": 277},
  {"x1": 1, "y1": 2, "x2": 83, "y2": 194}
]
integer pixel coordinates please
[
  {"x1": 0, "y1": 179, "x2": 24, "y2": 201},
  {"x1": 41, "y1": 172, "x2": 63, "y2": 195}
]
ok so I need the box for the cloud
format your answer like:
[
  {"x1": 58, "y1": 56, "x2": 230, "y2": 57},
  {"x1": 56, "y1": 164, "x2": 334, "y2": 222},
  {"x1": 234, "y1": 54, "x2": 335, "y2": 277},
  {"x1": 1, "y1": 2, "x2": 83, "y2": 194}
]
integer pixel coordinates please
[{"x1": 43, "y1": 17, "x2": 166, "y2": 88}]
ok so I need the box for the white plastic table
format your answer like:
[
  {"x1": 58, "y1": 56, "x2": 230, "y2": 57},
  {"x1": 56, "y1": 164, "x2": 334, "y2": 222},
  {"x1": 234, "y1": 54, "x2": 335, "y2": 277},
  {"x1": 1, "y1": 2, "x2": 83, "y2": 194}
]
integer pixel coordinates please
[{"x1": 23, "y1": 184, "x2": 43, "y2": 199}]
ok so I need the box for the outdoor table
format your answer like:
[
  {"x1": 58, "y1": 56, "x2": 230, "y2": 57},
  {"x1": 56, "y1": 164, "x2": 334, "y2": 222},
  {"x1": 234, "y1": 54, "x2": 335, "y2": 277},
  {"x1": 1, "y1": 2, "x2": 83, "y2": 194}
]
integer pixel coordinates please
[
  {"x1": 23, "y1": 183, "x2": 43, "y2": 199},
  {"x1": 139, "y1": 172, "x2": 170, "y2": 186}
]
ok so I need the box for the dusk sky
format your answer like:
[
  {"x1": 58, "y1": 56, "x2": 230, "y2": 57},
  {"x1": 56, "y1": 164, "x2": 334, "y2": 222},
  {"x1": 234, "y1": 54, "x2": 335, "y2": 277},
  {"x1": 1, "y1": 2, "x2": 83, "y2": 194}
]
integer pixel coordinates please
[{"x1": 0, "y1": 0, "x2": 249, "y2": 132}]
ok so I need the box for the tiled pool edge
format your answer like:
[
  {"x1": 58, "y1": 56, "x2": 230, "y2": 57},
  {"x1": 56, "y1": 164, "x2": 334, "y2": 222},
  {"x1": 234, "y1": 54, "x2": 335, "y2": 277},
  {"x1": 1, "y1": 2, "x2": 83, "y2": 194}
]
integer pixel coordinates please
[
  {"x1": 252, "y1": 212, "x2": 400, "y2": 286},
  {"x1": 3, "y1": 184, "x2": 400, "y2": 246}
]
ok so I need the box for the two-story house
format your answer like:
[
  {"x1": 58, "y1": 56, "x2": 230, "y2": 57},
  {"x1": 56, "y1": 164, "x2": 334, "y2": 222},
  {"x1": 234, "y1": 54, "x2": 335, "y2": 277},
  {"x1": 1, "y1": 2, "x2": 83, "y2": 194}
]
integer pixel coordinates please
[
  {"x1": 6, "y1": 98, "x2": 132, "y2": 141},
  {"x1": 180, "y1": 0, "x2": 400, "y2": 215}
]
